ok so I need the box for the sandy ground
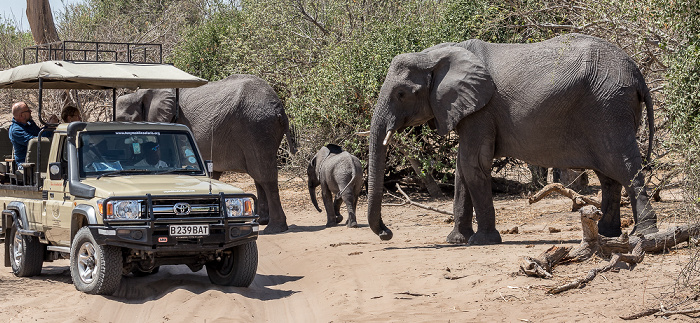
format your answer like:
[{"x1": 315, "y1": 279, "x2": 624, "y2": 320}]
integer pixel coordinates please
[{"x1": 0, "y1": 172, "x2": 698, "y2": 323}]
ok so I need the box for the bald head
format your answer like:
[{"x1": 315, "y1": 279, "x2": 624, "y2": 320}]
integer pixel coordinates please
[{"x1": 12, "y1": 102, "x2": 32, "y2": 123}]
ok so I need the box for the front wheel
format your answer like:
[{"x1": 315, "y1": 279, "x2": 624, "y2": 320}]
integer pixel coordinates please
[
  {"x1": 206, "y1": 241, "x2": 258, "y2": 287},
  {"x1": 70, "y1": 227, "x2": 122, "y2": 295},
  {"x1": 9, "y1": 220, "x2": 44, "y2": 277}
]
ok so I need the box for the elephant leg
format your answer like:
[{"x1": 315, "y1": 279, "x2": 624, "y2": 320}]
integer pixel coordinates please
[
  {"x1": 609, "y1": 154, "x2": 658, "y2": 235},
  {"x1": 595, "y1": 171, "x2": 623, "y2": 237},
  {"x1": 462, "y1": 158, "x2": 500, "y2": 245},
  {"x1": 333, "y1": 196, "x2": 344, "y2": 224},
  {"x1": 255, "y1": 182, "x2": 270, "y2": 225},
  {"x1": 259, "y1": 180, "x2": 288, "y2": 234},
  {"x1": 321, "y1": 186, "x2": 338, "y2": 227},
  {"x1": 212, "y1": 171, "x2": 223, "y2": 180},
  {"x1": 447, "y1": 160, "x2": 474, "y2": 243},
  {"x1": 341, "y1": 191, "x2": 358, "y2": 228},
  {"x1": 626, "y1": 176, "x2": 658, "y2": 236}
]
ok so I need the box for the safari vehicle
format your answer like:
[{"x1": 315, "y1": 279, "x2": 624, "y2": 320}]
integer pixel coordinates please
[{"x1": 0, "y1": 41, "x2": 259, "y2": 295}]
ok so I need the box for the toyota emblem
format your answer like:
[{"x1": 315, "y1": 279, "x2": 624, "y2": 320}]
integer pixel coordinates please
[{"x1": 173, "y1": 202, "x2": 191, "y2": 215}]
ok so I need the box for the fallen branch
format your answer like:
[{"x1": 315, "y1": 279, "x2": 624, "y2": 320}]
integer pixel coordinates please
[
  {"x1": 629, "y1": 223, "x2": 700, "y2": 253},
  {"x1": 392, "y1": 184, "x2": 453, "y2": 216},
  {"x1": 522, "y1": 204, "x2": 700, "y2": 296},
  {"x1": 547, "y1": 242, "x2": 645, "y2": 294},
  {"x1": 620, "y1": 308, "x2": 660, "y2": 320},
  {"x1": 621, "y1": 306, "x2": 700, "y2": 320},
  {"x1": 655, "y1": 308, "x2": 700, "y2": 317},
  {"x1": 529, "y1": 183, "x2": 600, "y2": 211},
  {"x1": 520, "y1": 246, "x2": 571, "y2": 278}
]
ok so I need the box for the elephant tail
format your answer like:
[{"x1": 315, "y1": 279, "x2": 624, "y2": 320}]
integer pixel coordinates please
[
  {"x1": 279, "y1": 108, "x2": 298, "y2": 155},
  {"x1": 337, "y1": 167, "x2": 357, "y2": 197},
  {"x1": 642, "y1": 85, "x2": 655, "y2": 170}
]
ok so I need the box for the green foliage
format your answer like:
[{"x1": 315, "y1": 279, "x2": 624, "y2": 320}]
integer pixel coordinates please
[{"x1": 170, "y1": 6, "x2": 242, "y2": 81}]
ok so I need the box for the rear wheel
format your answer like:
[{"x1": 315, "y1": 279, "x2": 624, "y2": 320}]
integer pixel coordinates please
[
  {"x1": 70, "y1": 227, "x2": 122, "y2": 295},
  {"x1": 206, "y1": 241, "x2": 258, "y2": 287},
  {"x1": 9, "y1": 220, "x2": 44, "y2": 277}
]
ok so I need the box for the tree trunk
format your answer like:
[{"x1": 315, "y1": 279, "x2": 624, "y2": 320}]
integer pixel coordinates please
[{"x1": 26, "y1": 0, "x2": 60, "y2": 45}]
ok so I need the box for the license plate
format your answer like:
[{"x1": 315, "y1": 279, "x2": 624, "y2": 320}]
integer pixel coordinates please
[{"x1": 169, "y1": 224, "x2": 209, "y2": 237}]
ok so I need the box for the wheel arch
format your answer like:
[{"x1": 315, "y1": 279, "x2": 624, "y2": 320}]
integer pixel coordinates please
[{"x1": 71, "y1": 204, "x2": 98, "y2": 241}]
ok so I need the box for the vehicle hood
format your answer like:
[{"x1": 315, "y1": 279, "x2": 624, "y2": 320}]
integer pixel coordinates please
[{"x1": 83, "y1": 175, "x2": 245, "y2": 197}]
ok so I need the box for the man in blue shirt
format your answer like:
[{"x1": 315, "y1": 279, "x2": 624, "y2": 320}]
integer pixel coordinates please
[{"x1": 8, "y1": 101, "x2": 56, "y2": 165}]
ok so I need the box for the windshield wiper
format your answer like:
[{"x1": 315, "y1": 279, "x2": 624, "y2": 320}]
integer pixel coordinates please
[
  {"x1": 155, "y1": 168, "x2": 201, "y2": 175},
  {"x1": 95, "y1": 169, "x2": 151, "y2": 179}
]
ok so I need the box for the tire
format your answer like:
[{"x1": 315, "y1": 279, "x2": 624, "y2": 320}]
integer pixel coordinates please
[
  {"x1": 70, "y1": 227, "x2": 122, "y2": 295},
  {"x1": 8, "y1": 221, "x2": 44, "y2": 277},
  {"x1": 206, "y1": 241, "x2": 258, "y2": 287}
]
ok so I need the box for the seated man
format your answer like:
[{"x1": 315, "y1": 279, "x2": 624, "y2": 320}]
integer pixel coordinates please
[
  {"x1": 8, "y1": 102, "x2": 57, "y2": 165},
  {"x1": 134, "y1": 142, "x2": 168, "y2": 169}
]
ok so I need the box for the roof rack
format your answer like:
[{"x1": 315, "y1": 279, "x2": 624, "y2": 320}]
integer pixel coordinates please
[{"x1": 22, "y1": 40, "x2": 163, "y2": 64}]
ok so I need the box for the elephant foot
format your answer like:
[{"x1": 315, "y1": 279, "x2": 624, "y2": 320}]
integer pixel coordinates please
[
  {"x1": 262, "y1": 222, "x2": 288, "y2": 234},
  {"x1": 346, "y1": 220, "x2": 358, "y2": 228},
  {"x1": 598, "y1": 225, "x2": 622, "y2": 238},
  {"x1": 446, "y1": 228, "x2": 474, "y2": 244},
  {"x1": 631, "y1": 221, "x2": 659, "y2": 236},
  {"x1": 325, "y1": 221, "x2": 338, "y2": 227},
  {"x1": 467, "y1": 230, "x2": 502, "y2": 245},
  {"x1": 335, "y1": 214, "x2": 344, "y2": 224}
]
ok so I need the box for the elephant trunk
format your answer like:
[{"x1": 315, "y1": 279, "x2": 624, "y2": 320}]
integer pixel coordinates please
[
  {"x1": 308, "y1": 182, "x2": 322, "y2": 213},
  {"x1": 367, "y1": 119, "x2": 394, "y2": 241}
]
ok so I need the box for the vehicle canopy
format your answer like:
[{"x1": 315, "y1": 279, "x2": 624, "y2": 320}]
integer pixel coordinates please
[
  {"x1": 0, "y1": 41, "x2": 207, "y2": 123},
  {"x1": 0, "y1": 41, "x2": 208, "y2": 191}
]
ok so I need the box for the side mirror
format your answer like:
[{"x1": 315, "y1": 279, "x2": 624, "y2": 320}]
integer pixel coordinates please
[
  {"x1": 49, "y1": 162, "x2": 64, "y2": 180},
  {"x1": 205, "y1": 160, "x2": 213, "y2": 177}
]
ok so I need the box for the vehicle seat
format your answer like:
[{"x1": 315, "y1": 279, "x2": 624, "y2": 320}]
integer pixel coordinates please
[
  {"x1": 0, "y1": 127, "x2": 12, "y2": 181},
  {"x1": 16, "y1": 137, "x2": 51, "y2": 185}
]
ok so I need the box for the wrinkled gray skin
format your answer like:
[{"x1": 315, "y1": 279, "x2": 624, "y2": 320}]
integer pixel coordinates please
[
  {"x1": 308, "y1": 144, "x2": 363, "y2": 228},
  {"x1": 116, "y1": 74, "x2": 297, "y2": 234},
  {"x1": 367, "y1": 33, "x2": 658, "y2": 244}
]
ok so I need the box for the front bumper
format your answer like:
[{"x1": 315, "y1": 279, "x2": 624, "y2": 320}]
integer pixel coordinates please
[
  {"x1": 90, "y1": 222, "x2": 258, "y2": 252},
  {"x1": 91, "y1": 193, "x2": 259, "y2": 252}
]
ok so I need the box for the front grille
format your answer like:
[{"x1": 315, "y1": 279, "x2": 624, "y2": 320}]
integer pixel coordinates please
[{"x1": 149, "y1": 197, "x2": 220, "y2": 219}]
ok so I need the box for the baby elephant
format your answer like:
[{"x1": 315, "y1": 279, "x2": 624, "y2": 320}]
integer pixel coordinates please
[{"x1": 308, "y1": 144, "x2": 363, "y2": 228}]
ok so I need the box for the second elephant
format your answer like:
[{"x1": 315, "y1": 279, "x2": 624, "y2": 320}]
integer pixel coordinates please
[
  {"x1": 308, "y1": 144, "x2": 363, "y2": 228},
  {"x1": 116, "y1": 74, "x2": 297, "y2": 234}
]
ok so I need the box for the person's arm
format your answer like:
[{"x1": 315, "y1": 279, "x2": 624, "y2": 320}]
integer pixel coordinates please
[{"x1": 10, "y1": 126, "x2": 37, "y2": 144}]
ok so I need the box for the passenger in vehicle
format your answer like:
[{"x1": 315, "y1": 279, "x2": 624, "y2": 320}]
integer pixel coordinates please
[
  {"x1": 8, "y1": 101, "x2": 58, "y2": 165},
  {"x1": 61, "y1": 105, "x2": 82, "y2": 123},
  {"x1": 134, "y1": 142, "x2": 168, "y2": 168}
]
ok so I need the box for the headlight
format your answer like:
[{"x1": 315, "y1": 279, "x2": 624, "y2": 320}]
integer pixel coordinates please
[
  {"x1": 98, "y1": 199, "x2": 143, "y2": 220},
  {"x1": 225, "y1": 197, "x2": 254, "y2": 217}
]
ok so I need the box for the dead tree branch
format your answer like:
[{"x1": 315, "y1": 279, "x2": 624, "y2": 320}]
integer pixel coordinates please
[
  {"x1": 529, "y1": 183, "x2": 601, "y2": 211},
  {"x1": 521, "y1": 206, "x2": 700, "y2": 294},
  {"x1": 547, "y1": 242, "x2": 645, "y2": 294},
  {"x1": 393, "y1": 184, "x2": 453, "y2": 216}
]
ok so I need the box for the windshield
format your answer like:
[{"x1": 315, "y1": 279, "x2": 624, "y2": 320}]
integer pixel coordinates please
[{"x1": 78, "y1": 130, "x2": 204, "y2": 177}]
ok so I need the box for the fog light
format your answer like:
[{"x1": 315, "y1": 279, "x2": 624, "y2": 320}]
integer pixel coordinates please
[
  {"x1": 229, "y1": 227, "x2": 240, "y2": 238},
  {"x1": 130, "y1": 230, "x2": 143, "y2": 240}
]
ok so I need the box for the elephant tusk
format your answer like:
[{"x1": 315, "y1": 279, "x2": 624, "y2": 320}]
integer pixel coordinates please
[{"x1": 382, "y1": 130, "x2": 393, "y2": 146}]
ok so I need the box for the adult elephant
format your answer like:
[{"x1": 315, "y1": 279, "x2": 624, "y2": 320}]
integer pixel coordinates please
[
  {"x1": 116, "y1": 74, "x2": 297, "y2": 234},
  {"x1": 367, "y1": 33, "x2": 657, "y2": 245}
]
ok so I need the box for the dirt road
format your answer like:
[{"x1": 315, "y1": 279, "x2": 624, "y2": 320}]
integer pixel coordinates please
[{"x1": 0, "y1": 173, "x2": 694, "y2": 322}]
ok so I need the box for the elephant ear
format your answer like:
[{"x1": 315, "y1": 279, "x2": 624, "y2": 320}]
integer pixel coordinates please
[
  {"x1": 146, "y1": 89, "x2": 177, "y2": 122},
  {"x1": 325, "y1": 143, "x2": 343, "y2": 155},
  {"x1": 427, "y1": 46, "x2": 495, "y2": 136}
]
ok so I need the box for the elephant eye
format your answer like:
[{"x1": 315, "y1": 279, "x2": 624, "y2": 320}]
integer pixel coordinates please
[{"x1": 396, "y1": 90, "x2": 406, "y2": 100}]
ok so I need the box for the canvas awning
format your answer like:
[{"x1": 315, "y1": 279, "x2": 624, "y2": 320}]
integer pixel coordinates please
[{"x1": 0, "y1": 61, "x2": 207, "y2": 90}]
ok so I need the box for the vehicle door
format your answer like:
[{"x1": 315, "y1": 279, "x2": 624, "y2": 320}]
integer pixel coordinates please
[{"x1": 43, "y1": 134, "x2": 73, "y2": 246}]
